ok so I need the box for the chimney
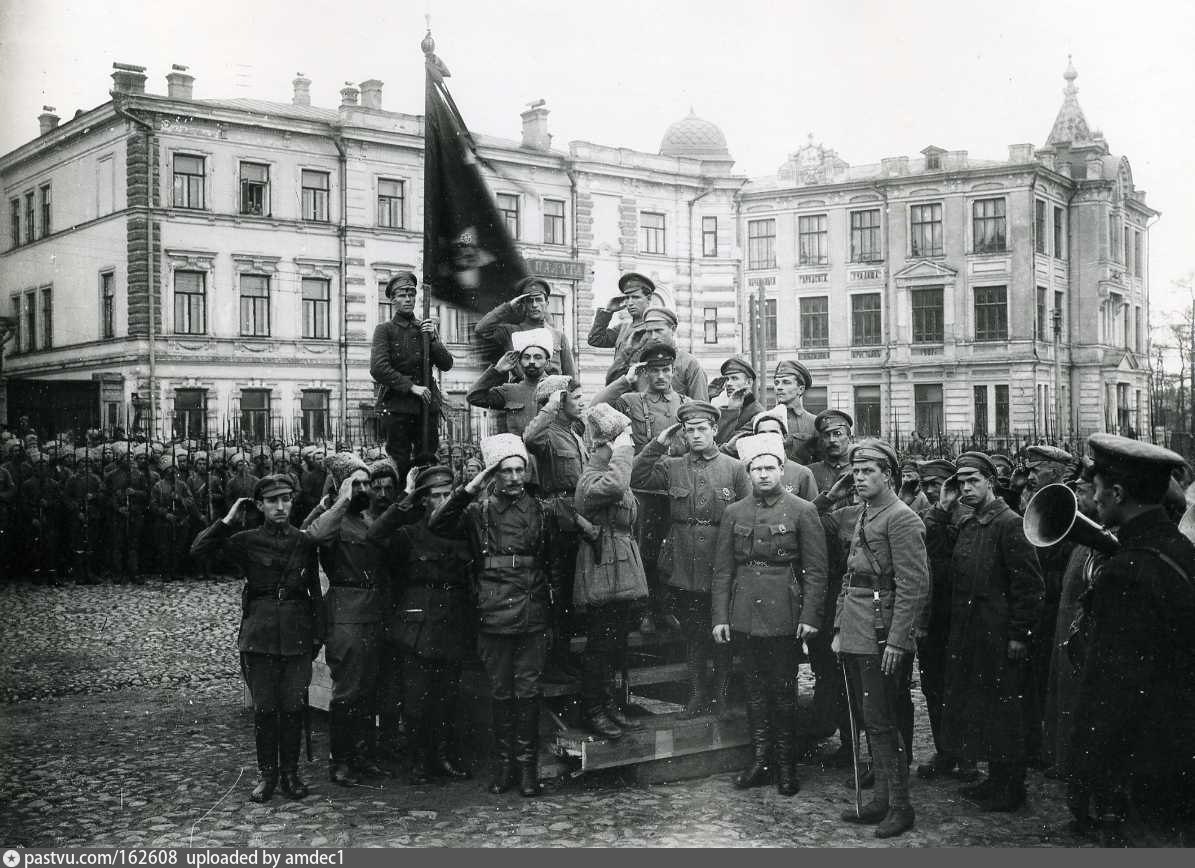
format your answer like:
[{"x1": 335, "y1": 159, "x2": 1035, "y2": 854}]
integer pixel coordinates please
[
  {"x1": 292, "y1": 73, "x2": 312, "y2": 106},
  {"x1": 1008, "y1": 143, "x2": 1034, "y2": 164},
  {"x1": 339, "y1": 83, "x2": 359, "y2": 108},
  {"x1": 359, "y1": 79, "x2": 383, "y2": 110},
  {"x1": 881, "y1": 156, "x2": 909, "y2": 177},
  {"x1": 38, "y1": 106, "x2": 60, "y2": 136},
  {"x1": 520, "y1": 100, "x2": 551, "y2": 150},
  {"x1": 166, "y1": 64, "x2": 194, "y2": 100},
  {"x1": 111, "y1": 62, "x2": 147, "y2": 95}
]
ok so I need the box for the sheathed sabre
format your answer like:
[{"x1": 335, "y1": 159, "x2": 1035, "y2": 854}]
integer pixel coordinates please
[{"x1": 840, "y1": 654, "x2": 863, "y2": 817}]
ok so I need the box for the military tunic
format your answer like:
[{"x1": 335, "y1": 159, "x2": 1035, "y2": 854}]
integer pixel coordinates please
[
  {"x1": 781, "y1": 460, "x2": 818, "y2": 502},
  {"x1": 466, "y1": 365, "x2": 543, "y2": 437},
  {"x1": 592, "y1": 379, "x2": 688, "y2": 453}
]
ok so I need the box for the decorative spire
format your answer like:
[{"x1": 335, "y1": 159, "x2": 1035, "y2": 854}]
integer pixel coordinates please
[{"x1": 1045, "y1": 55, "x2": 1091, "y2": 147}]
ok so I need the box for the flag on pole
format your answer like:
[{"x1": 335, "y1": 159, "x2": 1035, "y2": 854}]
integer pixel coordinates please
[{"x1": 422, "y1": 36, "x2": 527, "y2": 314}]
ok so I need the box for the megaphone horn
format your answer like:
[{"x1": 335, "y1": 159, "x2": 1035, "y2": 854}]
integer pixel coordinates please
[{"x1": 1024, "y1": 483, "x2": 1119, "y2": 555}]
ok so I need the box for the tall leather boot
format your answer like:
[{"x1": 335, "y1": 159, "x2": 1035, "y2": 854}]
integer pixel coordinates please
[
  {"x1": 515, "y1": 697, "x2": 543, "y2": 798},
  {"x1": 734, "y1": 678, "x2": 773, "y2": 789},
  {"x1": 678, "y1": 642, "x2": 709, "y2": 720},
  {"x1": 980, "y1": 762, "x2": 1026, "y2": 812},
  {"x1": 487, "y1": 699, "x2": 517, "y2": 795},
  {"x1": 710, "y1": 645, "x2": 734, "y2": 720},
  {"x1": 843, "y1": 730, "x2": 891, "y2": 825},
  {"x1": 377, "y1": 711, "x2": 406, "y2": 771},
  {"x1": 774, "y1": 689, "x2": 800, "y2": 797},
  {"x1": 328, "y1": 705, "x2": 359, "y2": 787},
  {"x1": 277, "y1": 710, "x2": 309, "y2": 800},
  {"x1": 875, "y1": 734, "x2": 915, "y2": 838},
  {"x1": 249, "y1": 711, "x2": 279, "y2": 803},
  {"x1": 581, "y1": 652, "x2": 624, "y2": 740},
  {"x1": 354, "y1": 709, "x2": 388, "y2": 778},
  {"x1": 603, "y1": 660, "x2": 643, "y2": 732},
  {"x1": 407, "y1": 707, "x2": 433, "y2": 786},
  {"x1": 433, "y1": 686, "x2": 471, "y2": 780}
]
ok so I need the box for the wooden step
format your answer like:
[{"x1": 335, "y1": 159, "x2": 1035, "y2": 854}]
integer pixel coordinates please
[{"x1": 553, "y1": 708, "x2": 749, "y2": 773}]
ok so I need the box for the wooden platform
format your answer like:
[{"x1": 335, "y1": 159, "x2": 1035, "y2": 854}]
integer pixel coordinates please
[{"x1": 553, "y1": 708, "x2": 749, "y2": 774}]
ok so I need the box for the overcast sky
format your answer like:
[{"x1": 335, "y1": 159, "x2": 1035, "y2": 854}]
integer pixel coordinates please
[{"x1": 3, "y1": 0, "x2": 1193, "y2": 335}]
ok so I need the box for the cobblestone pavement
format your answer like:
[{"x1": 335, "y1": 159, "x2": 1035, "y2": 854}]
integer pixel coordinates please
[{"x1": 0, "y1": 580, "x2": 1084, "y2": 848}]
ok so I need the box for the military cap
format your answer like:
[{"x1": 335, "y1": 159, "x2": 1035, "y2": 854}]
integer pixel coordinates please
[
  {"x1": 956, "y1": 451, "x2": 999, "y2": 479},
  {"x1": 677, "y1": 401, "x2": 721, "y2": 425},
  {"x1": 720, "y1": 357, "x2": 757, "y2": 380},
  {"x1": 774, "y1": 360, "x2": 813, "y2": 389},
  {"x1": 988, "y1": 454, "x2": 1014, "y2": 477},
  {"x1": 253, "y1": 474, "x2": 296, "y2": 500},
  {"x1": 737, "y1": 432, "x2": 786, "y2": 469},
  {"x1": 1085, "y1": 433, "x2": 1186, "y2": 479},
  {"x1": 414, "y1": 464, "x2": 454, "y2": 489},
  {"x1": 848, "y1": 439, "x2": 899, "y2": 475},
  {"x1": 917, "y1": 459, "x2": 957, "y2": 481},
  {"x1": 514, "y1": 276, "x2": 552, "y2": 299},
  {"x1": 585, "y1": 403, "x2": 631, "y2": 445},
  {"x1": 618, "y1": 272, "x2": 655, "y2": 294},
  {"x1": 642, "y1": 307, "x2": 678, "y2": 329},
  {"x1": 384, "y1": 271, "x2": 418, "y2": 299},
  {"x1": 481, "y1": 433, "x2": 529, "y2": 469},
  {"x1": 814, "y1": 409, "x2": 854, "y2": 433},
  {"x1": 637, "y1": 339, "x2": 677, "y2": 368},
  {"x1": 1025, "y1": 444, "x2": 1073, "y2": 468},
  {"x1": 534, "y1": 374, "x2": 577, "y2": 406},
  {"x1": 751, "y1": 405, "x2": 789, "y2": 435}
]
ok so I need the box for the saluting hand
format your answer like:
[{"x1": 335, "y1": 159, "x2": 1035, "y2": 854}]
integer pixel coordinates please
[
  {"x1": 335, "y1": 475, "x2": 357, "y2": 505},
  {"x1": 605, "y1": 295, "x2": 627, "y2": 313},
  {"x1": 495, "y1": 350, "x2": 522, "y2": 374},
  {"x1": 656, "y1": 422, "x2": 682, "y2": 446},
  {"x1": 223, "y1": 496, "x2": 254, "y2": 526},
  {"x1": 464, "y1": 463, "x2": 501, "y2": 496},
  {"x1": 827, "y1": 473, "x2": 855, "y2": 504},
  {"x1": 625, "y1": 362, "x2": 646, "y2": 387},
  {"x1": 938, "y1": 475, "x2": 961, "y2": 512}
]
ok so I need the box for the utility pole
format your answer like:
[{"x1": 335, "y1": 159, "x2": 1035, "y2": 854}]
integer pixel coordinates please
[{"x1": 1052, "y1": 308, "x2": 1063, "y2": 437}]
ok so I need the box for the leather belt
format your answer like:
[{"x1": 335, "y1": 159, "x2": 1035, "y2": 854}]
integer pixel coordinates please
[
  {"x1": 482, "y1": 555, "x2": 541, "y2": 570},
  {"x1": 676, "y1": 517, "x2": 714, "y2": 526},
  {"x1": 744, "y1": 560, "x2": 787, "y2": 568},
  {"x1": 843, "y1": 571, "x2": 892, "y2": 591},
  {"x1": 329, "y1": 582, "x2": 376, "y2": 591},
  {"x1": 247, "y1": 586, "x2": 307, "y2": 602}
]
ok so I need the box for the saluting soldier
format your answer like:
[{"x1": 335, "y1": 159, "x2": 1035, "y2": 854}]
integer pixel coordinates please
[
  {"x1": 370, "y1": 271, "x2": 454, "y2": 486},
  {"x1": 772, "y1": 360, "x2": 820, "y2": 464},
  {"x1": 190, "y1": 475, "x2": 324, "y2": 803},
  {"x1": 429, "y1": 434, "x2": 557, "y2": 798},
  {"x1": 712, "y1": 432, "x2": 827, "y2": 797},
  {"x1": 588, "y1": 272, "x2": 655, "y2": 384},
  {"x1": 716, "y1": 359, "x2": 763, "y2": 445},
  {"x1": 897, "y1": 459, "x2": 932, "y2": 514},
  {"x1": 466, "y1": 328, "x2": 556, "y2": 437},
  {"x1": 607, "y1": 307, "x2": 708, "y2": 400},
  {"x1": 828, "y1": 439, "x2": 930, "y2": 839},
  {"x1": 368, "y1": 464, "x2": 474, "y2": 784},
  {"x1": 632, "y1": 401, "x2": 751, "y2": 717},
  {"x1": 1067, "y1": 435, "x2": 1195, "y2": 846},
  {"x1": 930, "y1": 451, "x2": 1044, "y2": 813},
  {"x1": 474, "y1": 276, "x2": 575, "y2": 377}
]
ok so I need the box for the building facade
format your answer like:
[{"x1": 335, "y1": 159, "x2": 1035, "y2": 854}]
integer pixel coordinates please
[{"x1": 0, "y1": 59, "x2": 1153, "y2": 442}]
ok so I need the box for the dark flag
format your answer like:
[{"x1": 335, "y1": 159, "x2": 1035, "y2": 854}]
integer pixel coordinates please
[{"x1": 422, "y1": 38, "x2": 526, "y2": 314}]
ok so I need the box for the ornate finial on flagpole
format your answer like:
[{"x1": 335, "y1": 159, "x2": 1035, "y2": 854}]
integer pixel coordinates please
[{"x1": 421, "y1": 16, "x2": 435, "y2": 57}]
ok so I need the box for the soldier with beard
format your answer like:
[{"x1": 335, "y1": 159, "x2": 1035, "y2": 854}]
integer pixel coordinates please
[
  {"x1": 475, "y1": 277, "x2": 576, "y2": 377},
  {"x1": 467, "y1": 329, "x2": 555, "y2": 437},
  {"x1": 715, "y1": 359, "x2": 763, "y2": 445},
  {"x1": 605, "y1": 307, "x2": 708, "y2": 400}
]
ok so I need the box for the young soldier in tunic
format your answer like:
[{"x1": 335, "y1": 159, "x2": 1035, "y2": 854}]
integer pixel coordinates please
[
  {"x1": 632, "y1": 401, "x2": 751, "y2": 718},
  {"x1": 588, "y1": 272, "x2": 655, "y2": 384},
  {"x1": 715, "y1": 359, "x2": 763, "y2": 445},
  {"x1": 828, "y1": 439, "x2": 930, "y2": 839},
  {"x1": 712, "y1": 432, "x2": 827, "y2": 797},
  {"x1": 429, "y1": 434, "x2": 557, "y2": 798},
  {"x1": 190, "y1": 475, "x2": 324, "y2": 803},
  {"x1": 772, "y1": 360, "x2": 820, "y2": 464}
]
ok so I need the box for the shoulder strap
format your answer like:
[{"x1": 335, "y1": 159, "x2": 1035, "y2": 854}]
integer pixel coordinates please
[
  {"x1": 852, "y1": 509, "x2": 885, "y2": 577},
  {"x1": 1121, "y1": 545, "x2": 1192, "y2": 589}
]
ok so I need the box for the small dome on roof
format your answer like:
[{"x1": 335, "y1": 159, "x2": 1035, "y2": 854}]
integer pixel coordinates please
[{"x1": 660, "y1": 109, "x2": 730, "y2": 158}]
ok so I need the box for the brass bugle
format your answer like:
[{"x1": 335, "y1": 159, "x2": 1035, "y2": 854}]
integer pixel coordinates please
[{"x1": 1023, "y1": 482, "x2": 1119, "y2": 555}]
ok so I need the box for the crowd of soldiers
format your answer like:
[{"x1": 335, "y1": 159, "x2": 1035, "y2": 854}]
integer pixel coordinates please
[{"x1": 7, "y1": 267, "x2": 1194, "y2": 845}]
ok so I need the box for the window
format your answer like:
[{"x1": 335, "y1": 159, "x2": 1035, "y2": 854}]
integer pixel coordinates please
[
  {"x1": 910, "y1": 287, "x2": 943, "y2": 343},
  {"x1": 854, "y1": 386, "x2": 881, "y2": 436},
  {"x1": 40, "y1": 287, "x2": 52, "y2": 349},
  {"x1": 798, "y1": 214, "x2": 828, "y2": 265},
  {"x1": 804, "y1": 387, "x2": 828, "y2": 414},
  {"x1": 97, "y1": 155, "x2": 115, "y2": 217},
  {"x1": 239, "y1": 274, "x2": 270, "y2": 337},
  {"x1": 1037, "y1": 287, "x2": 1047, "y2": 340},
  {"x1": 377, "y1": 179, "x2": 405, "y2": 229},
  {"x1": 1053, "y1": 291, "x2": 1064, "y2": 339},
  {"x1": 914, "y1": 384, "x2": 943, "y2": 436},
  {"x1": 9, "y1": 199, "x2": 19, "y2": 247},
  {"x1": 10, "y1": 297, "x2": 21, "y2": 352},
  {"x1": 974, "y1": 285, "x2": 1008, "y2": 342},
  {"x1": 926, "y1": 152, "x2": 941, "y2": 171},
  {"x1": 909, "y1": 203, "x2": 943, "y2": 257},
  {"x1": 548, "y1": 292, "x2": 568, "y2": 339},
  {"x1": 1135, "y1": 305, "x2": 1143, "y2": 353},
  {"x1": 543, "y1": 198, "x2": 565, "y2": 245},
  {"x1": 974, "y1": 385, "x2": 989, "y2": 435},
  {"x1": 800, "y1": 296, "x2": 829, "y2": 348},
  {"x1": 972, "y1": 198, "x2": 1006, "y2": 253},
  {"x1": 39, "y1": 185, "x2": 51, "y2": 237},
  {"x1": 174, "y1": 270, "x2": 206, "y2": 335},
  {"x1": 764, "y1": 298, "x2": 778, "y2": 349},
  {"x1": 174, "y1": 389, "x2": 207, "y2": 440},
  {"x1": 1053, "y1": 206, "x2": 1065, "y2": 260},
  {"x1": 1108, "y1": 214, "x2": 1119, "y2": 261},
  {"x1": 301, "y1": 278, "x2": 330, "y2": 339},
  {"x1": 1133, "y1": 231, "x2": 1143, "y2": 278},
  {"x1": 995, "y1": 385, "x2": 1009, "y2": 435},
  {"x1": 24, "y1": 192, "x2": 35, "y2": 242},
  {"x1": 703, "y1": 306, "x2": 718, "y2": 344},
  {"x1": 850, "y1": 209, "x2": 882, "y2": 262},
  {"x1": 301, "y1": 170, "x2": 330, "y2": 222},
  {"x1": 239, "y1": 162, "x2": 269, "y2": 216},
  {"x1": 1116, "y1": 383, "x2": 1131, "y2": 433},
  {"x1": 851, "y1": 293, "x2": 881, "y2": 346},
  {"x1": 301, "y1": 390, "x2": 329, "y2": 442},
  {"x1": 702, "y1": 216, "x2": 718, "y2": 257},
  {"x1": 747, "y1": 219, "x2": 776, "y2": 269},
  {"x1": 100, "y1": 271, "x2": 115, "y2": 339},
  {"x1": 640, "y1": 211, "x2": 665, "y2": 254},
  {"x1": 240, "y1": 389, "x2": 271, "y2": 442},
  {"x1": 497, "y1": 193, "x2": 520, "y2": 239},
  {"x1": 24, "y1": 290, "x2": 36, "y2": 351},
  {"x1": 378, "y1": 281, "x2": 394, "y2": 326},
  {"x1": 1034, "y1": 199, "x2": 1046, "y2": 254},
  {"x1": 172, "y1": 154, "x2": 205, "y2": 209}
]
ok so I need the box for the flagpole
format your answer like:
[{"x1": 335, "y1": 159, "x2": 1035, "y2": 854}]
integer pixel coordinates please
[{"x1": 420, "y1": 26, "x2": 437, "y2": 460}]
